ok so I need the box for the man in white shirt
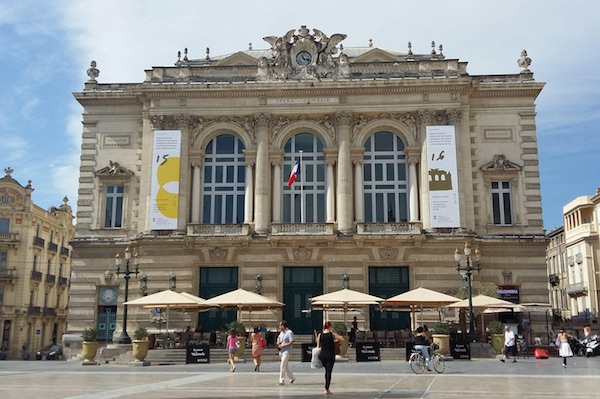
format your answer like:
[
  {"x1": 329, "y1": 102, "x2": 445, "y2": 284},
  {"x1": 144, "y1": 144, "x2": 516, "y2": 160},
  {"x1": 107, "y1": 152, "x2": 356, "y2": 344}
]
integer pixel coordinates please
[
  {"x1": 276, "y1": 320, "x2": 296, "y2": 385},
  {"x1": 500, "y1": 325, "x2": 517, "y2": 363}
]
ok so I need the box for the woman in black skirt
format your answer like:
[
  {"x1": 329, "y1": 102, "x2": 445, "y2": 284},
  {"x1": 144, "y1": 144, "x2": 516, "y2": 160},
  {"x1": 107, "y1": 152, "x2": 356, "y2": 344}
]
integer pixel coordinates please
[{"x1": 317, "y1": 321, "x2": 345, "y2": 395}]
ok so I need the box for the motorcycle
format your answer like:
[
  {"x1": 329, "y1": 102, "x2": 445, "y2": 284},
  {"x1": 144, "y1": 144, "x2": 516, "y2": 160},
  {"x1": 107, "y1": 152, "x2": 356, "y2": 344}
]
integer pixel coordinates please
[
  {"x1": 569, "y1": 338, "x2": 587, "y2": 357},
  {"x1": 584, "y1": 335, "x2": 600, "y2": 357}
]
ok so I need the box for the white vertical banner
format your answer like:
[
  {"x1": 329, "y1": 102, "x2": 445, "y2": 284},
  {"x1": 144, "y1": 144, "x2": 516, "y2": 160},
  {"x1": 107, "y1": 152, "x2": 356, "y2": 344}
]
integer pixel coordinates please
[
  {"x1": 426, "y1": 125, "x2": 460, "y2": 228},
  {"x1": 150, "y1": 130, "x2": 181, "y2": 230}
]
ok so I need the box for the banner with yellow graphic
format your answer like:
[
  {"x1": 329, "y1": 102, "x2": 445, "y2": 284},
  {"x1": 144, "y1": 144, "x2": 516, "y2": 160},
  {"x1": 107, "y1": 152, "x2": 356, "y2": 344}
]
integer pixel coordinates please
[{"x1": 150, "y1": 130, "x2": 181, "y2": 230}]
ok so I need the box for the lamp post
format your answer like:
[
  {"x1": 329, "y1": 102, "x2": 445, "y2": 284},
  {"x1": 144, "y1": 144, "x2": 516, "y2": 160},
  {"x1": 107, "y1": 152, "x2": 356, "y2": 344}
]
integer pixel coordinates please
[
  {"x1": 115, "y1": 247, "x2": 140, "y2": 344},
  {"x1": 455, "y1": 242, "x2": 481, "y2": 342},
  {"x1": 255, "y1": 274, "x2": 262, "y2": 293},
  {"x1": 169, "y1": 272, "x2": 176, "y2": 290},
  {"x1": 139, "y1": 274, "x2": 148, "y2": 296},
  {"x1": 342, "y1": 273, "x2": 350, "y2": 289}
]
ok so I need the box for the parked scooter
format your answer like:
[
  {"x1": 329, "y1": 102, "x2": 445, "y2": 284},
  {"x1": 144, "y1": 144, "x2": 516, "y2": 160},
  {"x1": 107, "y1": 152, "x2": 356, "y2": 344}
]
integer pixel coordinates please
[
  {"x1": 569, "y1": 338, "x2": 587, "y2": 357},
  {"x1": 584, "y1": 335, "x2": 600, "y2": 357}
]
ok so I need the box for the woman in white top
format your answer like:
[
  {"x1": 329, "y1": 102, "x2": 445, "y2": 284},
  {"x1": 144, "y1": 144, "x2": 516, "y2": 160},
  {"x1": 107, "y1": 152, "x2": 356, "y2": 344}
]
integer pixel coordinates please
[{"x1": 557, "y1": 328, "x2": 573, "y2": 368}]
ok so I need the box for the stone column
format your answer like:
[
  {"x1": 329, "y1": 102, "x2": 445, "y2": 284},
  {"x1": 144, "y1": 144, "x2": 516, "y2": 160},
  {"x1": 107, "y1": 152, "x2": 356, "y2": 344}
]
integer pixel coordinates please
[
  {"x1": 244, "y1": 160, "x2": 254, "y2": 224},
  {"x1": 336, "y1": 112, "x2": 353, "y2": 234},
  {"x1": 353, "y1": 159, "x2": 364, "y2": 223},
  {"x1": 254, "y1": 114, "x2": 270, "y2": 235},
  {"x1": 190, "y1": 161, "x2": 202, "y2": 223},
  {"x1": 272, "y1": 157, "x2": 282, "y2": 223},
  {"x1": 405, "y1": 147, "x2": 421, "y2": 223},
  {"x1": 325, "y1": 156, "x2": 336, "y2": 224}
]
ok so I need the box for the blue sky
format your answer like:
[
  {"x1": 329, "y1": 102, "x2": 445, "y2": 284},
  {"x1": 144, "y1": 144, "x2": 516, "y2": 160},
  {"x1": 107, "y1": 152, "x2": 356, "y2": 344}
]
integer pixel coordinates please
[{"x1": 1, "y1": 0, "x2": 598, "y2": 231}]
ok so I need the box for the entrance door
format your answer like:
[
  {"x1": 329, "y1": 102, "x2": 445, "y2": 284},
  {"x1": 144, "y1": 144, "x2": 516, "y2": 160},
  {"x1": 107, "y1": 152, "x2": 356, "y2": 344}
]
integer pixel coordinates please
[
  {"x1": 369, "y1": 267, "x2": 410, "y2": 330},
  {"x1": 199, "y1": 267, "x2": 238, "y2": 332},
  {"x1": 97, "y1": 308, "x2": 117, "y2": 341},
  {"x1": 283, "y1": 267, "x2": 323, "y2": 334}
]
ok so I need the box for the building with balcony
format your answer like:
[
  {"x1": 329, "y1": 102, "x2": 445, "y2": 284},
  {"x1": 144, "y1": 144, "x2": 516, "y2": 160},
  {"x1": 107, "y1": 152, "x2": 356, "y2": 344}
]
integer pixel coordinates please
[
  {"x1": 552, "y1": 190, "x2": 600, "y2": 332},
  {"x1": 68, "y1": 26, "x2": 548, "y2": 341},
  {"x1": 0, "y1": 168, "x2": 74, "y2": 358}
]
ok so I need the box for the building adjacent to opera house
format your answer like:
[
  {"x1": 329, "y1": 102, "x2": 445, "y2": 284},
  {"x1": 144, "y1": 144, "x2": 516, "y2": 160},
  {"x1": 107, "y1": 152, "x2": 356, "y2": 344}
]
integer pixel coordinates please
[
  {"x1": 68, "y1": 26, "x2": 548, "y2": 341},
  {"x1": 0, "y1": 168, "x2": 74, "y2": 359}
]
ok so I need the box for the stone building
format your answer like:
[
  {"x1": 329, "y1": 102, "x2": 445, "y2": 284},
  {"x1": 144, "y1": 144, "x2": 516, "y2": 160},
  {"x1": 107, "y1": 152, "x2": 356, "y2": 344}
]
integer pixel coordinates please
[
  {"x1": 69, "y1": 26, "x2": 548, "y2": 341},
  {"x1": 0, "y1": 168, "x2": 74, "y2": 359},
  {"x1": 547, "y1": 189, "x2": 600, "y2": 335}
]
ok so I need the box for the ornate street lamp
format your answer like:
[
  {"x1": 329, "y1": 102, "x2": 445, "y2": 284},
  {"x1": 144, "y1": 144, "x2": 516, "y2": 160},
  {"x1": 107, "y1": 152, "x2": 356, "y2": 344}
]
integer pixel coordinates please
[
  {"x1": 455, "y1": 242, "x2": 481, "y2": 342},
  {"x1": 169, "y1": 271, "x2": 177, "y2": 290},
  {"x1": 115, "y1": 247, "x2": 140, "y2": 344},
  {"x1": 139, "y1": 274, "x2": 148, "y2": 296},
  {"x1": 255, "y1": 274, "x2": 262, "y2": 293}
]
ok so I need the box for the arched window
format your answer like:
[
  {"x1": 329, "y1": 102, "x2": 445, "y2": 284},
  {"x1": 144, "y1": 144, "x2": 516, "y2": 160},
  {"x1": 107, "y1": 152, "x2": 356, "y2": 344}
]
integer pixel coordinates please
[
  {"x1": 363, "y1": 132, "x2": 409, "y2": 222},
  {"x1": 202, "y1": 134, "x2": 246, "y2": 224},
  {"x1": 283, "y1": 133, "x2": 326, "y2": 223}
]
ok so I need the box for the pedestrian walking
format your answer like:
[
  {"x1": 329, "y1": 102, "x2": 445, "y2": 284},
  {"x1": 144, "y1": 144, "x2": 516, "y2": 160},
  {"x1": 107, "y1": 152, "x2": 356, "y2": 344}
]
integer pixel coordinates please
[
  {"x1": 317, "y1": 321, "x2": 345, "y2": 395},
  {"x1": 500, "y1": 325, "x2": 517, "y2": 363},
  {"x1": 226, "y1": 329, "x2": 238, "y2": 372},
  {"x1": 251, "y1": 326, "x2": 265, "y2": 371},
  {"x1": 276, "y1": 320, "x2": 296, "y2": 385},
  {"x1": 557, "y1": 328, "x2": 573, "y2": 368}
]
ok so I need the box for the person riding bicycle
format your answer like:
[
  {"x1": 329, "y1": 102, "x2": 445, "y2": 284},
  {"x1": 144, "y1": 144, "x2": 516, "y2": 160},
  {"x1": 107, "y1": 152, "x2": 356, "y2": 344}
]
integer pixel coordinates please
[{"x1": 414, "y1": 326, "x2": 432, "y2": 371}]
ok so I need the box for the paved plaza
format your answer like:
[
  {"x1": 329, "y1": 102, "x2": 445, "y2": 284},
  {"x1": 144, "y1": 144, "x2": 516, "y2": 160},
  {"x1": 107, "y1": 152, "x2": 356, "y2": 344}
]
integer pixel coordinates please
[{"x1": 0, "y1": 357, "x2": 598, "y2": 399}]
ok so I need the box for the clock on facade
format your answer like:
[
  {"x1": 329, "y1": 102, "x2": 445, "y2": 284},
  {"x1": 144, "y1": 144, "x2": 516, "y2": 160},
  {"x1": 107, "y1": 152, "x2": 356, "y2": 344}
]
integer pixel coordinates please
[{"x1": 295, "y1": 51, "x2": 312, "y2": 66}]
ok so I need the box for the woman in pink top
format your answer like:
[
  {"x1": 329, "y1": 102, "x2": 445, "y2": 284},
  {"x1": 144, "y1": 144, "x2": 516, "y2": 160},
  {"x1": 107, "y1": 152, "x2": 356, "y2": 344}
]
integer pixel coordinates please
[{"x1": 227, "y1": 329, "x2": 239, "y2": 372}]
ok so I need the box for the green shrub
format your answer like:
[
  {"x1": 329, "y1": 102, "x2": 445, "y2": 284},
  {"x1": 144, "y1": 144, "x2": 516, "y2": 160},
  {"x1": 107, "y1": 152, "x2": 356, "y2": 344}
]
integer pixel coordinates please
[
  {"x1": 487, "y1": 320, "x2": 503, "y2": 334},
  {"x1": 133, "y1": 326, "x2": 148, "y2": 340},
  {"x1": 227, "y1": 320, "x2": 246, "y2": 335},
  {"x1": 81, "y1": 327, "x2": 98, "y2": 342},
  {"x1": 432, "y1": 322, "x2": 449, "y2": 334},
  {"x1": 332, "y1": 322, "x2": 348, "y2": 336}
]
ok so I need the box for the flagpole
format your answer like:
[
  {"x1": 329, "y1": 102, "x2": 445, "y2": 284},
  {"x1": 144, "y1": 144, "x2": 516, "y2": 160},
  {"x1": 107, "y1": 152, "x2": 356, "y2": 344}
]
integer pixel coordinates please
[{"x1": 299, "y1": 150, "x2": 305, "y2": 223}]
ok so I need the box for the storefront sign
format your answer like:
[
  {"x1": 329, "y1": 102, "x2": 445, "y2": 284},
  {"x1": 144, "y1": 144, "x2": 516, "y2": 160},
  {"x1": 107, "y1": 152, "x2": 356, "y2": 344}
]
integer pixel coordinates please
[
  {"x1": 451, "y1": 340, "x2": 471, "y2": 359},
  {"x1": 186, "y1": 343, "x2": 210, "y2": 364},
  {"x1": 356, "y1": 342, "x2": 381, "y2": 362},
  {"x1": 301, "y1": 342, "x2": 317, "y2": 362},
  {"x1": 498, "y1": 285, "x2": 520, "y2": 303}
]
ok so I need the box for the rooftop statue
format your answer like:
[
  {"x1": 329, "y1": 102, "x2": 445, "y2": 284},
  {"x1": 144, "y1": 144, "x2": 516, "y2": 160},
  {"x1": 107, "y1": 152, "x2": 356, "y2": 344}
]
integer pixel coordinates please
[{"x1": 260, "y1": 26, "x2": 347, "y2": 81}]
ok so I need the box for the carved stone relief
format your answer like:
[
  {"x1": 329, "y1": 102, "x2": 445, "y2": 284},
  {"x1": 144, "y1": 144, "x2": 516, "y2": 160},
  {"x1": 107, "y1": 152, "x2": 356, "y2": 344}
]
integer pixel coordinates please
[{"x1": 293, "y1": 246, "x2": 312, "y2": 261}]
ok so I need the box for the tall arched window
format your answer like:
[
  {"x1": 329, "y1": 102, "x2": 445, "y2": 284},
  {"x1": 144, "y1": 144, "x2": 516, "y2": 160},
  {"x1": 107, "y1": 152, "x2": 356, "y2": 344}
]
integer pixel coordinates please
[
  {"x1": 363, "y1": 132, "x2": 409, "y2": 222},
  {"x1": 283, "y1": 133, "x2": 326, "y2": 223},
  {"x1": 202, "y1": 134, "x2": 246, "y2": 224}
]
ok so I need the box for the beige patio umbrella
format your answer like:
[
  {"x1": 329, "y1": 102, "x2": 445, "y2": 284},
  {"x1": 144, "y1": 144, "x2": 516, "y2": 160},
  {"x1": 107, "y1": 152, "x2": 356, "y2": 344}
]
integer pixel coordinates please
[
  {"x1": 204, "y1": 288, "x2": 284, "y2": 324},
  {"x1": 124, "y1": 289, "x2": 210, "y2": 332},
  {"x1": 445, "y1": 294, "x2": 525, "y2": 311},
  {"x1": 310, "y1": 288, "x2": 385, "y2": 324},
  {"x1": 381, "y1": 287, "x2": 461, "y2": 329}
]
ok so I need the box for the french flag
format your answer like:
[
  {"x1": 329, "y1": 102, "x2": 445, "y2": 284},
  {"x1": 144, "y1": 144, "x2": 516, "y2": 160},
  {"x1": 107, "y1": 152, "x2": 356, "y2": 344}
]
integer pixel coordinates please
[{"x1": 287, "y1": 158, "x2": 300, "y2": 187}]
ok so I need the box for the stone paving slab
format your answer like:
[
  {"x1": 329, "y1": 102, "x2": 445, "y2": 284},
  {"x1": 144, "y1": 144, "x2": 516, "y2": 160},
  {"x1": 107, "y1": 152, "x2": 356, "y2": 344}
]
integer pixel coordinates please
[{"x1": 0, "y1": 357, "x2": 598, "y2": 398}]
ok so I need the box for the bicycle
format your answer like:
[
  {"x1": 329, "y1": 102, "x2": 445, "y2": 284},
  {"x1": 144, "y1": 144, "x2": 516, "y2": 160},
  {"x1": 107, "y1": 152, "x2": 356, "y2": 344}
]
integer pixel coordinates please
[{"x1": 409, "y1": 344, "x2": 445, "y2": 374}]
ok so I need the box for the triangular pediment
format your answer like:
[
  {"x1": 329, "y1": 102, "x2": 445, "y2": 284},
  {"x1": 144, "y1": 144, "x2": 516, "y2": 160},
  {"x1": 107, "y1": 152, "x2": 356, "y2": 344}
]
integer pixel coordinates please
[
  {"x1": 353, "y1": 48, "x2": 401, "y2": 63},
  {"x1": 215, "y1": 52, "x2": 259, "y2": 67},
  {"x1": 95, "y1": 161, "x2": 134, "y2": 177},
  {"x1": 480, "y1": 155, "x2": 521, "y2": 173}
]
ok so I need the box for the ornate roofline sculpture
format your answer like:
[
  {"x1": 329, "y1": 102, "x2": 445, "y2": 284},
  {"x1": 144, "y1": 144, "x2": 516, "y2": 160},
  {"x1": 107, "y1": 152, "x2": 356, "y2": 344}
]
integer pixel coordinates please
[
  {"x1": 259, "y1": 25, "x2": 348, "y2": 81},
  {"x1": 480, "y1": 154, "x2": 522, "y2": 173}
]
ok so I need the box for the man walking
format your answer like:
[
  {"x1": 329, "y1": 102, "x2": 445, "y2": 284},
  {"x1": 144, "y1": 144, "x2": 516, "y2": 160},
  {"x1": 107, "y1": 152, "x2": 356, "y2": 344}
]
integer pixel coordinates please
[
  {"x1": 500, "y1": 325, "x2": 517, "y2": 363},
  {"x1": 277, "y1": 320, "x2": 296, "y2": 385}
]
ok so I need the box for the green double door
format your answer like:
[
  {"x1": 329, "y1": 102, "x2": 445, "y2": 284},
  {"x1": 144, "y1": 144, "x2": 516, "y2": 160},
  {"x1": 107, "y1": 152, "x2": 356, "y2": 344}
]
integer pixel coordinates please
[
  {"x1": 198, "y1": 267, "x2": 238, "y2": 332},
  {"x1": 282, "y1": 267, "x2": 323, "y2": 334},
  {"x1": 369, "y1": 267, "x2": 410, "y2": 330}
]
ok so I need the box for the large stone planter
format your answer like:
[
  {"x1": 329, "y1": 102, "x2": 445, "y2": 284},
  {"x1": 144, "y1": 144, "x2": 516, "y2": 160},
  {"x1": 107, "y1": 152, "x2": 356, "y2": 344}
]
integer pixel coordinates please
[
  {"x1": 335, "y1": 336, "x2": 349, "y2": 358},
  {"x1": 432, "y1": 334, "x2": 450, "y2": 356},
  {"x1": 491, "y1": 334, "x2": 504, "y2": 354},
  {"x1": 235, "y1": 336, "x2": 247, "y2": 359},
  {"x1": 81, "y1": 341, "x2": 98, "y2": 365},
  {"x1": 131, "y1": 340, "x2": 150, "y2": 366}
]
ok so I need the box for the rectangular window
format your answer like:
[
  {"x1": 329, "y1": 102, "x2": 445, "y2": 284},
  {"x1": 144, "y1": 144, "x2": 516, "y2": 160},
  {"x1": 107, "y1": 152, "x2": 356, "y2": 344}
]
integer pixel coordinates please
[
  {"x1": 0, "y1": 251, "x2": 7, "y2": 269},
  {"x1": 491, "y1": 181, "x2": 512, "y2": 225},
  {"x1": 0, "y1": 218, "x2": 9, "y2": 234},
  {"x1": 0, "y1": 286, "x2": 4, "y2": 305},
  {"x1": 104, "y1": 185, "x2": 124, "y2": 228}
]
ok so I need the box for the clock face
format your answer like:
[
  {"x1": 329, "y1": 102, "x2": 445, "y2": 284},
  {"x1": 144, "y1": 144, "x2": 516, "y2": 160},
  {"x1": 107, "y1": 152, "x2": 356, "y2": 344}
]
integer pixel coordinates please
[{"x1": 295, "y1": 51, "x2": 312, "y2": 66}]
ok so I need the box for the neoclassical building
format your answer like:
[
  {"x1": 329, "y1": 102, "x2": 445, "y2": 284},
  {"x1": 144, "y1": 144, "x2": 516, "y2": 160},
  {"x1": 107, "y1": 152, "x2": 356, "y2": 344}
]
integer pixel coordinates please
[
  {"x1": 0, "y1": 168, "x2": 74, "y2": 359},
  {"x1": 69, "y1": 26, "x2": 548, "y2": 340}
]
